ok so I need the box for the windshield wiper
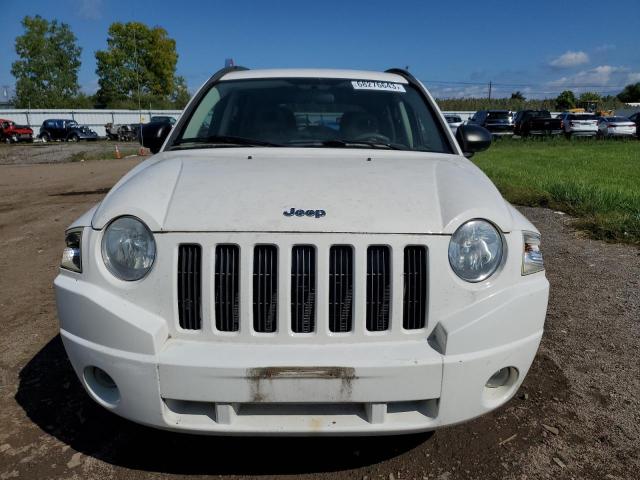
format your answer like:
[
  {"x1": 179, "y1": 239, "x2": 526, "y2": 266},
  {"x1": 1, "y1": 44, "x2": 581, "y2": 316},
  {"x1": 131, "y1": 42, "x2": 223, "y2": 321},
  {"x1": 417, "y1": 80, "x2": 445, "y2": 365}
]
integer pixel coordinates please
[
  {"x1": 171, "y1": 135, "x2": 285, "y2": 149},
  {"x1": 287, "y1": 139, "x2": 409, "y2": 150}
]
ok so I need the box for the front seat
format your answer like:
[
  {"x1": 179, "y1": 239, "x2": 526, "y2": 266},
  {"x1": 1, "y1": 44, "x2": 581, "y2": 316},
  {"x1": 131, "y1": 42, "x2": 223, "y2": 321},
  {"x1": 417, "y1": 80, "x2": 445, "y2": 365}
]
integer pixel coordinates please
[
  {"x1": 248, "y1": 106, "x2": 296, "y2": 142},
  {"x1": 340, "y1": 112, "x2": 380, "y2": 140}
]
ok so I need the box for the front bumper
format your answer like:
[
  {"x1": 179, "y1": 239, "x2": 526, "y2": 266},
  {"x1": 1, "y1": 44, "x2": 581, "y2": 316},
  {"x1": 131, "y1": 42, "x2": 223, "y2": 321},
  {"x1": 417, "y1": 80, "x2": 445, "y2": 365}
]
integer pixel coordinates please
[{"x1": 55, "y1": 271, "x2": 548, "y2": 435}]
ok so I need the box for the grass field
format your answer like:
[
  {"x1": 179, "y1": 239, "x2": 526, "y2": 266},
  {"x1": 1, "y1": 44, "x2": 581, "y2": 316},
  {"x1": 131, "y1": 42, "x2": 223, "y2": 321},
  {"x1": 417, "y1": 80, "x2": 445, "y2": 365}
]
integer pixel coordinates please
[{"x1": 473, "y1": 137, "x2": 640, "y2": 244}]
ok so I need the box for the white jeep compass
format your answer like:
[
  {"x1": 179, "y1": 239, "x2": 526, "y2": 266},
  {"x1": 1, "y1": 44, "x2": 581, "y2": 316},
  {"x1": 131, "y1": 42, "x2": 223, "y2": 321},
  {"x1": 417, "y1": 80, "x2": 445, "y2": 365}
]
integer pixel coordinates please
[{"x1": 54, "y1": 67, "x2": 549, "y2": 435}]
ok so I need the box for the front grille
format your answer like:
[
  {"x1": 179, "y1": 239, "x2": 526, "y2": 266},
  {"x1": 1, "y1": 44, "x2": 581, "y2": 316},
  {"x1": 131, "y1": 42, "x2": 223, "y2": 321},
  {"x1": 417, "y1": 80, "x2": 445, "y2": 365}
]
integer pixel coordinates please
[
  {"x1": 253, "y1": 245, "x2": 278, "y2": 333},
  {"x1": 214, "y1": 245, "x2": 240, "y2": 332},
  {"x1": 291, "y1": 245, "x2": 316, "y2": 333},
  {"x1": 176, "y1": 241, "x2": 429, "y2": 336},
  {"x1": 329, "y1": 246, "x2": 353, "y2": 332},
  {"x1": 366, "y1": 246, "x2": 391, "y2": 331},
  {"x1": 177, "y1": 244, "x2": 202, "y2": 330},
  {"x1": 403, "y1": 246, "x2": 427, "y2": 329}
]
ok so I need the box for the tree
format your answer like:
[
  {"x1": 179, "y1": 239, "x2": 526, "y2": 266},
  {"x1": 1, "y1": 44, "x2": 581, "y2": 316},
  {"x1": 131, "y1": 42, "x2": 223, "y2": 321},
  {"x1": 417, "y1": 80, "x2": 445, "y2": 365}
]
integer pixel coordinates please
[
  {"x1": 555, "y1": 90, "x2": 576, "y2": 110},
  {"x1": 578, "y1": 91, "x2": 601, "y2": 103},
  {"x1": 11, "y1": 15, "x2": 82, "y2": 108},
  {"x1": 95, "y1": 22, "x2": 182, "y2": 107},
  {"x1": 510, "y1": 91, "x2": 525, "y2": 101},
  {"x1": 171, "y1": 75, "x2": 191, "y2": 108},
  {"x1": 617, "y1": 83, "x2": 640, "y2": 103}
]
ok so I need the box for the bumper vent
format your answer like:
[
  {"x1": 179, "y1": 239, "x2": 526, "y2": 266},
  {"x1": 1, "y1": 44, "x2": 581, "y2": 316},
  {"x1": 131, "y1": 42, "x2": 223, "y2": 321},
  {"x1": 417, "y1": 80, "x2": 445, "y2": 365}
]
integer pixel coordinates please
[
  {"x1": 329, "y1": 246, "x2": 353, "y2": 332},
  {"x1": 366, "y1": 246, "x2": 391, "y2": 331},
  {"x1": 253, "y1": 245, "x2": 278, "y2": 333},
  {"x1": 214, "y1": 244, "x2": 240, "y2": 332},
  {"x1": 177, "y1": 244, "x2": 202, "y2": 330},
  {"x1": 403, "y1": 246, "x2": 427, "y2": 330},
  {"x1": 291, "y1": 245, "x2": 316, "y2": 333}
]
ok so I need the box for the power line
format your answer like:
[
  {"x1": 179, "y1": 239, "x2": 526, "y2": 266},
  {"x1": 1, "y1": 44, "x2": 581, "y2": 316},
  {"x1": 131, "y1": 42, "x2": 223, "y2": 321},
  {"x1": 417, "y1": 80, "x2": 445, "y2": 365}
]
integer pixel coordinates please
[{"x1": 419, "y1": 78, "x2": 628, "y2": 90}]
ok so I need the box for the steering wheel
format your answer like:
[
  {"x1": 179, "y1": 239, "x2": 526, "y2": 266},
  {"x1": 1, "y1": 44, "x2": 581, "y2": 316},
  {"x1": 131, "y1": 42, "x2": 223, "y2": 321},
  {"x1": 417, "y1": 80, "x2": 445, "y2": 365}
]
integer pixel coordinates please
[{"x1": 351, "y1": 132, "x2": 391, "y2": 144}]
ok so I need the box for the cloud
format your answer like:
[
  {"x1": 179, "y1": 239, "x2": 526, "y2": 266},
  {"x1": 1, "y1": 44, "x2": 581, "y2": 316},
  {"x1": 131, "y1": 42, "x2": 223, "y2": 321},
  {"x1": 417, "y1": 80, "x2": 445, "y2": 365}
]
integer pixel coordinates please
[
  {"x1": 549, "y1": 51, "x2": 589, "y2": 68},
  {"x1": 627, "y1": 72, "x2": 640, "y2": 83},
  {"x1": 75, "y1": 0, "x2": 103, "y2": 20},
  {"x1": 548, "y1": 65, "x2": 628, "y2": 90},
  {"x1": 595, "y1": 44, "x2": 616, "y2": 53}
]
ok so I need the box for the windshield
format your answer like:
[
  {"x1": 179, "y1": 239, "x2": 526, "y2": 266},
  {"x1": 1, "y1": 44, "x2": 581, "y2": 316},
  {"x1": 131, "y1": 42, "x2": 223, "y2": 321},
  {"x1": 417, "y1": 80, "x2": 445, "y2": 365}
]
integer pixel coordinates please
[
  {"x1": 171, "y1": 77, "x2": 452, "y2": 153},
  {"x1": 605, "y1": 117, "x2": 630, "y2": 122},
  {"x1": 487, "y1": 111, "x2": 510, "y2": 120}
]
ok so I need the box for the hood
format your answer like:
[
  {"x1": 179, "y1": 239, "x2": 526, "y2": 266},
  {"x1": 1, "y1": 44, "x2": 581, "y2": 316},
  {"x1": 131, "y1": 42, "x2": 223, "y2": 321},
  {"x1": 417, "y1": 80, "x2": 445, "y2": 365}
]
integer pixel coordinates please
[{"x1": 92, "y1": 148, "x2": 514, "y2": 234}]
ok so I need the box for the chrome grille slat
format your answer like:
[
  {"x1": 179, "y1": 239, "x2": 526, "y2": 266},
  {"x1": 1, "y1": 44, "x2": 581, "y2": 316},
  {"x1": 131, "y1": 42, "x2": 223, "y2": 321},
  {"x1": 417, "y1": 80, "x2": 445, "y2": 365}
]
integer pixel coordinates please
[
  {"x1": 403, "y1": 246, "x2": 427, "y2": 330},
  {"x1": 366, "y1": 246, "x2": 391, "y2": 331},
  {"x1": 329, "y1": 246, "x2": 353, "y2": 332},
  {"x1": 177, "y1": 244, "x2": 202, "y2": 330},
  {"x1": 215, "y1": 245, "x2": 240, "y2": 332},
  {"x1": 291, "y1": 245, "x2": 316, "y2": 333},
  {"x1": 253, "y1": 245, "x2": 278, "y2": 333}
]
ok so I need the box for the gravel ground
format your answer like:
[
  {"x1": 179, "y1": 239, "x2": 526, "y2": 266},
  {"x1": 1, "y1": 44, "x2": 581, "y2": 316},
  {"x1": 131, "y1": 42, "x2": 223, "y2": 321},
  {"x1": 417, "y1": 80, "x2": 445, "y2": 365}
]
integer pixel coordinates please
[{"x1": 0, "y1": 157, "x2": 638, "y2": 480}]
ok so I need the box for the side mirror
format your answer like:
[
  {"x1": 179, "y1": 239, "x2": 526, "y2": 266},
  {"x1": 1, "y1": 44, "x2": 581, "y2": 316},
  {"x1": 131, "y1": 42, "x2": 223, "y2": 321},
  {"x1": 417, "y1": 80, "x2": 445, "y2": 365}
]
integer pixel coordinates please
[
  {"x1": 140, "y1": 123, "x2": 171, "y2": 154},
  {"x1": 455, "y1": 124, "x2": 492, "y2": 158}
]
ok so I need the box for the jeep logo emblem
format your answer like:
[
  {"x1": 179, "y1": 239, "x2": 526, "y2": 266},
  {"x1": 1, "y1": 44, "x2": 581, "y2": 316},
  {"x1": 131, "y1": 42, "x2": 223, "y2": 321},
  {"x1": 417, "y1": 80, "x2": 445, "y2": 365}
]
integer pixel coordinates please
[{"x1": 283, "y1": 208, "x2": 326, "y2": 218}]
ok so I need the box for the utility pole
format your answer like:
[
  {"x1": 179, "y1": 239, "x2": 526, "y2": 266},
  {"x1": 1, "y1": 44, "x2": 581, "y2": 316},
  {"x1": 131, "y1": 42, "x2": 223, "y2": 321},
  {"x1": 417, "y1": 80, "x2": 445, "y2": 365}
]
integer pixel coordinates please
[{"x1": 488, "y1": 81, "x2": 492, "y2": 101}]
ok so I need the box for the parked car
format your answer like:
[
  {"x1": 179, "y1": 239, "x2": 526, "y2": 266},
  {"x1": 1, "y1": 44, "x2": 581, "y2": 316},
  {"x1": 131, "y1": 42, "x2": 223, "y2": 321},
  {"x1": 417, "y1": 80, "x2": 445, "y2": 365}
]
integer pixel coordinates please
[
  {"x1": 467, "y1": 110, "x2": 514, "y2": 137},
  {"x1": 627, "y1": 112, "x2": 640, "y2": 138},
  {"x1": 597, "y1": 116, "x2": 637, "y2": 138},
  {"x1": 444, "y1": 114, "x2": 464, "y2": 135},
  {"x1": 557, "y1": 113, "x2": 598, "y2": 138},
  {"x1": 39, "y1": 119, "x2": 98, "y2": 142},
  {"x1": 140, "y1": 116, "x2": 177, "y2": 146},
  {"x1": 0, "y1": 119, "x2": 33, "y2": 143},
  {"x1": 513, "y1": 110, "x2": 563, "y2": 137},
  {"x1": 149, "y1": 116, "x2": 176, "y2": 125},
  {"x1": 55, "y1": 67, "x2": 548, "y2": 436}
]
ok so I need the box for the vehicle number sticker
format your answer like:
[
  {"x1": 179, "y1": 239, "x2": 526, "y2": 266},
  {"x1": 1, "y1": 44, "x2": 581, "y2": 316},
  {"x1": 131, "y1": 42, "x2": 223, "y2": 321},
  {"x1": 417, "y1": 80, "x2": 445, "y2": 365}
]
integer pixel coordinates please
[{"x1": 351, "y1": 80, "x2": 406, "y2": 92}]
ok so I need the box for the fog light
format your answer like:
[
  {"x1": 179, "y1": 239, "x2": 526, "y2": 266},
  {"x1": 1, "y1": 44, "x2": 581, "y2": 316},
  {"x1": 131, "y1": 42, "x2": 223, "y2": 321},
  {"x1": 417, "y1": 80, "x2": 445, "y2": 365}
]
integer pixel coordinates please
[
  {"x1": 486, "y1": 367, "x2": 511, "y2": 388},
  {"x1": 93, "y1": 367, "x2": 116, "y2": 389},
  {"x1": 84, "y1": 366, "x2": 120, "y2": 407}
]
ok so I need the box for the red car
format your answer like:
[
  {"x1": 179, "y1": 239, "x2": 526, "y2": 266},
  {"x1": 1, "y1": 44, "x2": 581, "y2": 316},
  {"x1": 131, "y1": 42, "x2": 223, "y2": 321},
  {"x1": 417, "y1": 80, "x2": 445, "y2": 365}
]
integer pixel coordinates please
[{"x1": 0, "y1": 119, "x2": 33, "y2": 144}]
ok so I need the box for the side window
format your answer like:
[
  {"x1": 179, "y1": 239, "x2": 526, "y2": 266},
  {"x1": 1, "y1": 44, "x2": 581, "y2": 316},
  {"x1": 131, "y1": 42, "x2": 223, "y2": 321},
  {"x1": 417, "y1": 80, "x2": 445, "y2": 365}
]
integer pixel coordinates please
[{"x1": 183, "y1": 87, "x2": 221, "y2": 138}]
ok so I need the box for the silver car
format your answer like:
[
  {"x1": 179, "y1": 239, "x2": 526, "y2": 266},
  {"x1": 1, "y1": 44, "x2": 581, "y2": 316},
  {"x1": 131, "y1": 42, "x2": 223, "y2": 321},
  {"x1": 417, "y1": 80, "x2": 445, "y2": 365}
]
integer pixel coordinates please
[
  {"x1": 444, "y1": 114, "x2": 464, "y2": 135},
  {"x1": 597, "y1": 116, "x2": 637, "y2": 138},
  {"x1": 558, "y1": 113, "x2": 598, "y2": 138}
]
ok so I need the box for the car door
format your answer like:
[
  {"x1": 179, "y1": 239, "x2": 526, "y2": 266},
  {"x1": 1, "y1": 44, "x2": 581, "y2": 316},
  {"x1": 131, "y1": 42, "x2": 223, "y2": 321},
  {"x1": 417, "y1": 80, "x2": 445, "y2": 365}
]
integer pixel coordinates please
[{"x1": 51, "y1": 120, "x2": 63, "y2": 139}]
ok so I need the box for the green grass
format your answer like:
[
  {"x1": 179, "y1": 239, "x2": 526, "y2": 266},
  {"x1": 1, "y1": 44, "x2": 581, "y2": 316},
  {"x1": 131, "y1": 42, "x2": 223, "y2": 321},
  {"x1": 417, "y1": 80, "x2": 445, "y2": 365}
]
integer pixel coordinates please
[{"x1": 472, "y1": 137, "x2": 640, "y2": 244}]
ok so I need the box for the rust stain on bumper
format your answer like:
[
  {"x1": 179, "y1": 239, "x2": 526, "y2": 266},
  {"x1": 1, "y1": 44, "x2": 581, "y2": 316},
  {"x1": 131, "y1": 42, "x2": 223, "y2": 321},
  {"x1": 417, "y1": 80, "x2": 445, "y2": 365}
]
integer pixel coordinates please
[{"x1": 246, "y1": 366, "x2": 357, "y2": 403}]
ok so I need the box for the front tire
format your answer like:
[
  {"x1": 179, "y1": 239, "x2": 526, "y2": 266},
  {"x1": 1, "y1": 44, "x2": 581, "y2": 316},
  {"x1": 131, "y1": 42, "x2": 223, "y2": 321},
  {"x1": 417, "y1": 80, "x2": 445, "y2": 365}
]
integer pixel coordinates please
[{"x1": 68, "y1": 133, "x2": 79, "y2": 142}]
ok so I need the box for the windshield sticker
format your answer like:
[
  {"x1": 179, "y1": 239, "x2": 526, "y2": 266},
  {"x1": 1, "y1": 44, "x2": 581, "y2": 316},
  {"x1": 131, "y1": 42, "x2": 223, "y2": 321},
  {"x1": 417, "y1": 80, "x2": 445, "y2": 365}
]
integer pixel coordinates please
[{"x1": 351, "y1": 80, "x2": 406, "y2": 92}]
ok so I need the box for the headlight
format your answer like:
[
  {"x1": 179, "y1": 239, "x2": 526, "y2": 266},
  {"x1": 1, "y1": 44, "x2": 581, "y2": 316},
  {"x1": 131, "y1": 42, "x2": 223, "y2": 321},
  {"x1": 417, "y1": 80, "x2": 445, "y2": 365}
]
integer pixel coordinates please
[
  {"x1": 522, "y1": 231, "x2": 544, "y2": 275},
  {"x1": 61, "y1": 228, "x2": 82, "y2": 272},
  {"x1": 448, "y1": 219, "x2": 503, "y2": 282},
  {"x1": 101, "y1": 216, "x2": 156, "y2": 281}
]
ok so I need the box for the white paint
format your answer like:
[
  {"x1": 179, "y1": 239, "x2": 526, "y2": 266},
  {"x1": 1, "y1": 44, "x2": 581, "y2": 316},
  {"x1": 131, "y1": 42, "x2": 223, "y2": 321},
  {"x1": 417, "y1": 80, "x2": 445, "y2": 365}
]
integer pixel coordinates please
[{"x1": 54, "y1": 68, "x2": 549, "y2": 435}]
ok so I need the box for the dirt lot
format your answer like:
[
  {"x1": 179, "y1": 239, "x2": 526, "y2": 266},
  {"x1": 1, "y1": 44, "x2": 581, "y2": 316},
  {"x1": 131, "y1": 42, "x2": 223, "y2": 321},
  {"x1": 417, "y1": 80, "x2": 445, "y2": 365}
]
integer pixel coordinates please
[{"x1": 0, "y1": 155, "x2": 638, "y2": 480}]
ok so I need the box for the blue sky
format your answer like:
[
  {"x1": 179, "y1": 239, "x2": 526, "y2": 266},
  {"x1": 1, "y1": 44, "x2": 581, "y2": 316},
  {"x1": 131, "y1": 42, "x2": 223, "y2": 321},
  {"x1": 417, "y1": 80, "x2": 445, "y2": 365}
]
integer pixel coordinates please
[{"x1": 1, "y1": 0, "x2": 639, "y2": 99}]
